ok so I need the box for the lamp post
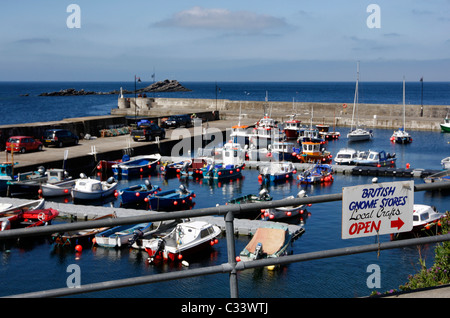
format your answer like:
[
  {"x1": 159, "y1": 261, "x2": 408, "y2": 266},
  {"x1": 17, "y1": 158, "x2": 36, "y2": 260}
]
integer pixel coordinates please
[
  {"x1": 420, "y1": 77, "x2": 423, "y2": 117},
  {"x1": 134, "y1": 75, "x2": 141, "y2": 122}
]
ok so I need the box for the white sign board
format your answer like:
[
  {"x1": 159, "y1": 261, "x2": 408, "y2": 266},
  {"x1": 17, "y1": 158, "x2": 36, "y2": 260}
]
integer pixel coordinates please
[{"x1": 342, "y1": 181, "x2": 414, "y2": 239}]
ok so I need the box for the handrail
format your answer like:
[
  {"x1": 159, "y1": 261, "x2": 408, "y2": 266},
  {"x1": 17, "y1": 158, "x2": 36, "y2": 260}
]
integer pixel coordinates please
[{"x1": 1, "y1": 180, "x2": 449, "y2": 298}]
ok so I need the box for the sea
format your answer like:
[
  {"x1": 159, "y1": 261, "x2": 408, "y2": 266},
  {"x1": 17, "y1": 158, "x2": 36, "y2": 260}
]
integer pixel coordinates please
[{"x1": 0, "y1": 81, "x2": 450, "y2": 300}]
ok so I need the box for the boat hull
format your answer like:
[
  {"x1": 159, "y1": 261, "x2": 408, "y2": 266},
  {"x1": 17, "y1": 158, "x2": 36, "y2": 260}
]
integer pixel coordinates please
[{"x1": 95, "y1": 223, "x2": 152, "y2": 248}]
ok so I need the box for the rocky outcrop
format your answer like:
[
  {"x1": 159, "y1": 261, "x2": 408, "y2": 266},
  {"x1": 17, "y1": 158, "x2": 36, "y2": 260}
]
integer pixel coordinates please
[{"x1": 38, "y1": 80, "x2": 191, "y2": 96}]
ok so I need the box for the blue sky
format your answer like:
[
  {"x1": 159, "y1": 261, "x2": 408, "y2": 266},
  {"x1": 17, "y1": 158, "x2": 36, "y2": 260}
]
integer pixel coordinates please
[{"x1": 0, "y1": 1, "x2": 449, "y2": 81}]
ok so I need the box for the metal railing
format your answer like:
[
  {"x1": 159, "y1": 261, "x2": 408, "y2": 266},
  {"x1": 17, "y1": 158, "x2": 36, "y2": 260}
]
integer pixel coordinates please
[{"x1": 1, "y1": 181, "x2": 450, "y2": 298}]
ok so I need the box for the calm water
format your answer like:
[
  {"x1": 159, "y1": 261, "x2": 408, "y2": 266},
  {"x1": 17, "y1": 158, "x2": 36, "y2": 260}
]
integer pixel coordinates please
[{"x1": 0, "y1": 81, "x2": 450, "y2": 298}]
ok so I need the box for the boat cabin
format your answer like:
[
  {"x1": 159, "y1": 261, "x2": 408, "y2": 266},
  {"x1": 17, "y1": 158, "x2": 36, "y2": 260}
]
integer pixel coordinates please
[
  {"x1": 301, "y1": 141, "x2": 323, "y2": 156},
  {"x1": 222, "y1": 142, "x2": 245, "y2": 167}
]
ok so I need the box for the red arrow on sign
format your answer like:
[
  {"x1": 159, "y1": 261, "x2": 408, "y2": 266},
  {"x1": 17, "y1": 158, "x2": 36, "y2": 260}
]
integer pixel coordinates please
[{"x1": 391, "y1": 218, "x2": 404, "y2": 230}]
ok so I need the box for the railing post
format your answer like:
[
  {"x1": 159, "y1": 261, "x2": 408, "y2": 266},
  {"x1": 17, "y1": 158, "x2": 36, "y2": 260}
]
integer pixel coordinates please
[{"x1": 225, "y1": 211, "x2": 239, "y2": 298}]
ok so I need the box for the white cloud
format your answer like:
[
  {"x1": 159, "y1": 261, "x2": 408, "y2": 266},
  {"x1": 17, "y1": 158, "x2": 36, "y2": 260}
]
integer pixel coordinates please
[{"x1": 153, "y1": 6, "x2": 287, "y2": 32}]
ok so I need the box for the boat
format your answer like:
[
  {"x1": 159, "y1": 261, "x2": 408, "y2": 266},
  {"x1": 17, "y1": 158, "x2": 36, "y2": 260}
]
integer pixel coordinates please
[
  {"x1": 334, "y1": 148, "x2": 358, "y2": 165},
  {"x1": 258, "y1": 161, "x2": 296, "y2": 183},
  {"x1": 230, "y1": 102, "x2": 251, "y2": 145},
  {"x1": 297, "y1": 164, "x2": 333, "y2": 184},
  {"x1": 144, "y1": 221, "x2": 222, "y2": 264},
  {"x1": 160, "y1": 159, "x2": 192, "y2": 177},
  {"x1": 248, "y1": 114, "x2": 283, "y2": 150},
  {"x1": 0, "y1": 198, "x2": 45, "y2": 231},
  {"x1": 71, "y1": 176, "x2": 118, "y2": 201},
  {"x1": 227, "y1": 189, "x2": 272, "y2": 219},
  {"x1": 260, "y1": 190, "x2": 309, "y2": 221},
  {"x1": 353, "y1": 150, "x2": 397, "y2": 167},
  {"x1": 238, "y1": 224, "x2": 301, "y2": 263},
  {"x1": 270, "y1": 141, "x2": 296, "y2": 161},
  {"x1": 441, "y1": 157, "x2": 450, "y2": 170},
  {"x1": 7, "y1": 166, "x2": 48, "y2": 197},
  {"x1": 118, "y1": 180, "x2": 161, "y2": 205},
  {"x1": 283, "y1": 114, "x2": 302, "y2": 140},
  {"x1": 390, "y1": 78, "x2": 412, "y2": 144},
  {"x1": 95, "y1": 153, "x2": 133, "y2": 175},
  {"x1": 201, "y1": 141, "x2": 245, "y2": 180},
  {"x1": 292, "y1": 140, "x2": 332, "y2": 164},
  {"x1": 52, "y1": 213, "x2": 117, "y2": 247},
  {"x1": 347, "y1": 62, "x2": 373, "y2": 142},
  {"x1": 423, "y1": 169, "x2": 450, "y2": 184},
  {"x1": 146, "y1": 185, "x2": 195, "y2": 211},
  {"x1": 317, "y1": 123, "x2": 340, "y2": 140},
  {"x1": 440, "y1": 113, "x2": 450, "y2": 132},
  {"x1": 0, "y1": 161, "x2": 16, "y2": 193},
  {"x1": 16, "y1": 208, "x2": 59, "y2": 228},
  {"x1": 39, "y1": 169, "x2": 75, "y2": 197},
  {"x1": 392, "y1": 205, "x2": 447, "y2": 240},
  {"x1": 95, "y1": 222, "x2": 153, "y2": 248},
  {"x1": 111, "y1": 154, "x2": 161, "y2": 178}
]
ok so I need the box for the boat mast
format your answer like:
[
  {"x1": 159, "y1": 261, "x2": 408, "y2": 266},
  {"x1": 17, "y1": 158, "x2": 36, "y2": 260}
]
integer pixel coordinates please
[
  {"x1": 351, "y1": 61, "x2": 360, "y2": 131},
  {"x1": 403, "y1": 76, "x2": 406, "y2": 130}
]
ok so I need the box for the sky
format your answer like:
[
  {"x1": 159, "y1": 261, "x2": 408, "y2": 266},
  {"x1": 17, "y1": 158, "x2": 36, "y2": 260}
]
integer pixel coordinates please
[{"x1": 0, "y1": 0, "x2": 449, "y2": 82}]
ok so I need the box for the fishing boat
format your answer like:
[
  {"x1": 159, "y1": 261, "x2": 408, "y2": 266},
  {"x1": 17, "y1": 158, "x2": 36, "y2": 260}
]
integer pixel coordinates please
[
  {"x1": 391, "y1": 78, "x2": 412, "y2": 144},
  {"x1": 297, "y1": 164, "x2": 333, "y2": 184},
  {"x1": 118, "y1": 180, "x2": 161, "y2": 205},
  {"x1": 423, "y1": 169, "x2": 450, "y2": 184},
  {"x1": 7, "y1": 166, "x2": 48, "y2": 197},
  {"x1": 95, "y1": 222, "x2": 153, "y2": 248},
  {"x1": 146, "y1": 185, "x2": 195, "y2": 211},
  {"x1": 238, "y1": 224, "x2": 301, "y2": 263},
  {"x1": 258, "y1": 161, "x2": 296, "y2": 183},
  {"x1": 317, "y1": 123, "x2": 340, "y2": 140},
  {"x1": 260, "y1": 190, "x2": 309, "y2": 221},
  {"x1": 39, "y1": 169, "x2": 75, "y2": 197},
  {"x1": 201, "y1": 141, "x2": 245, "y2": 180},
  {"x1": 347, "y1": 62, "x2": 373, "y2": 142},
  {"x1": 334, "y1": 148, "x2": 358, "y2": 165},
  {"x1": 111, "y1": 154, "x2": 161, "y2": 178},
  {"x1": 71, "y1": 176, "x2": 118, "y2": 201},
  {"x1": 292, "y1": 140, "x2": 332, "y2": 164},
  {"x1": 441, "y1": 157, "x2": 450, "y2": 170},
  {"x1": 160, "y1": 159, "x2": 192, "y2": 177},
  {"x1": 283, "y1": 114, "x2": 302, "y2": 140},
  {"x1": 144, "y1": 221, "x2": 222, "y2": 264},
  {"x1": 52, "y1": 213, "x2": 117, "y2": 247},
  {"x1": 270, "y1": 141, "x2": 296, "y2": 161},
  {"x1": 353, "y1": 150, "x2": 397, "y2": 167}
]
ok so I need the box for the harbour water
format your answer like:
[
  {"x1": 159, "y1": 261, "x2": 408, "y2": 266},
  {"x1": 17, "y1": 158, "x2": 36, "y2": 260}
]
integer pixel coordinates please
[{"x1": 0, "y1": 81, "x2": 450, "y2": 298}]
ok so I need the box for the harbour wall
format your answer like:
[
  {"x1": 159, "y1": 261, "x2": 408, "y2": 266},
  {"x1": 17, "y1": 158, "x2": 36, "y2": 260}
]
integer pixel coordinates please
[{"x1": 113, "y1": 97, "x2": 448, "y2": 131}]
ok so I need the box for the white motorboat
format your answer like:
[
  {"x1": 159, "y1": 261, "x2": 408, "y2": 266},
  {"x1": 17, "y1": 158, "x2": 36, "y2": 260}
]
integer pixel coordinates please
[
  {"x1": 40, "y1": 169, "x2": 75, "y2": 197},
  {"x1": 412, "y1": 205, "x2": 445, "y2": 232},
  {"x1": 334, "y1": 148, "x2": 358, "y2": 165},
  {"x1": 71, "y1": 176, "x2": 118, "y2": 200},
  {"x1": 441, "y1": 157, "x2": 450, "y2": 170},
  {"x1": 143, "y1": 220, "x2": 222, "y2": 264},
  {"x1": 261, "y1": 190, "x2": 309, "y2": 221}
]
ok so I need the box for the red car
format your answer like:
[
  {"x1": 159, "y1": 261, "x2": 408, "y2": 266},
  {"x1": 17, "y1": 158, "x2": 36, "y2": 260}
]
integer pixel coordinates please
[{"x1": 6, "y1": 136, "x2": 43, "y2": 153}]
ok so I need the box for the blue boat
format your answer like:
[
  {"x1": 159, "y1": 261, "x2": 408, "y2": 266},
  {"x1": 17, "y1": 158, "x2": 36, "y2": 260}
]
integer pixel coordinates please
[
  {"x1": 297, "y1": 164, "x2": 334, "y2": 184},
  {"x1": 353, "y1": 150, "x2": 397, "y2": 167},
  {"x1": 201, "y1": 142, "x2": 245, "y2": 180},
  {"x1": 111, "y1": 154, "x2": 161, "y2": 178},
  {"x1": 95, "y1": 222, "x2": 153, "y2": 248},
  {"x1": 160, "y1": 159, "x2": 192, "y2": 177},
  {"x1": 118, "y1": 180, "x2": 161, "y2": 205},
  {"x1": 147, "y1": 185, "x2": 195, "y2": 211},
  {"x1": 258, "y1": 162, "x2": 296, "y2": 183}
]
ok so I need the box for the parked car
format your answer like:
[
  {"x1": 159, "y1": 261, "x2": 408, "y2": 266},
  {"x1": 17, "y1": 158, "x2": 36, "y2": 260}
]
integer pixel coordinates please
[
  {"x1": 42, "y1": 129, "x2": 79, "y2": 148},
  {"x1": 6, "y1": 136, "x2": 43, "y2": 153},
  {"x1": 131, "y1": 121, "x2": 165, "y2": 142},
  {"x1": 161, "y1": 114, "x2": 192, "y2": 129}
]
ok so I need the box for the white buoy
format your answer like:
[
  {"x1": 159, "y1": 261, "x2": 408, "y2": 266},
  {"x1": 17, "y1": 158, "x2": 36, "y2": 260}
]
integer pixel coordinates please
[{"x1": 181, "y1": 260, "x2": 189, "y2": 267}]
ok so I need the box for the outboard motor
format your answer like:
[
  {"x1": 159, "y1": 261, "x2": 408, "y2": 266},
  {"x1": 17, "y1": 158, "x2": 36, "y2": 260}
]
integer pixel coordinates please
[
  {"x1": 1, "y1": 220, "x2": 11, "y2": 231},
  {"x1": 254, "y1": 242, "x2": 264, "y2": 260},
  {"x1": 259, "y1": 188, "x2": 269, "y2": 200},
  {"x1": 144, "y1": 179, "x2": 152, "y2": 189},
  {"x1": 38, "y1": 166, "x2": 46, "y2": 175},
  {"x1": 297, "y1": 190, "x2": 307, "y2": 198},
  {"x1": 148, "y1": 238, "x2": 166, "y2": 263},
  {"x1": 128, "y1": 229, "x2": 144, "y2": 245},
  {"x1": 179, "y1": 184, "x2": 188, "y2": 194},
  {"x1": 106, "y1": 177, "x2": 115, "y2": 184},
  {"x1": 79, "y1": 173, "x2": 87, "y2": 179}
]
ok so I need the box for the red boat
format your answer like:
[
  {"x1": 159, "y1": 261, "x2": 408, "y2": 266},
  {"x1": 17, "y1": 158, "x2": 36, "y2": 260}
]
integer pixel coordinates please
[
  {"x1": 17, "y1": 208, "x2": 59, "y2": 228},
  {"x1": 283, "y1": 115, "x2": 302, "y2": 140}
]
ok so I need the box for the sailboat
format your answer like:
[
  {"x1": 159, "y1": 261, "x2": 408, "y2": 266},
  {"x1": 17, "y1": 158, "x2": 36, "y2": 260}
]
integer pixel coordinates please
[
  {"x1": 390, "y1": 77, "x2": 412, "y2": 144},
  {"x1": 347, "y1": 62, "x2": 373, "y2": 142}
]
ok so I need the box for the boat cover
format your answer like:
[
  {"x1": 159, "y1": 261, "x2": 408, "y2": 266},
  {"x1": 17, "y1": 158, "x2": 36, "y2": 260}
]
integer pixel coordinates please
[{"x1": 244, "y1": 228, "x2": 286, "y2": 255}]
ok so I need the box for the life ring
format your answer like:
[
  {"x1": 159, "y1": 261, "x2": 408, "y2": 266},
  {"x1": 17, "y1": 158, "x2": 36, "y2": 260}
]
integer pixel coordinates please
[
  {"x1": 38, "y1": 212, "x2": 46, "y2": 221},
  {"x1": 343, "y1": 103, "x2": 347, "y2": 108}
]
